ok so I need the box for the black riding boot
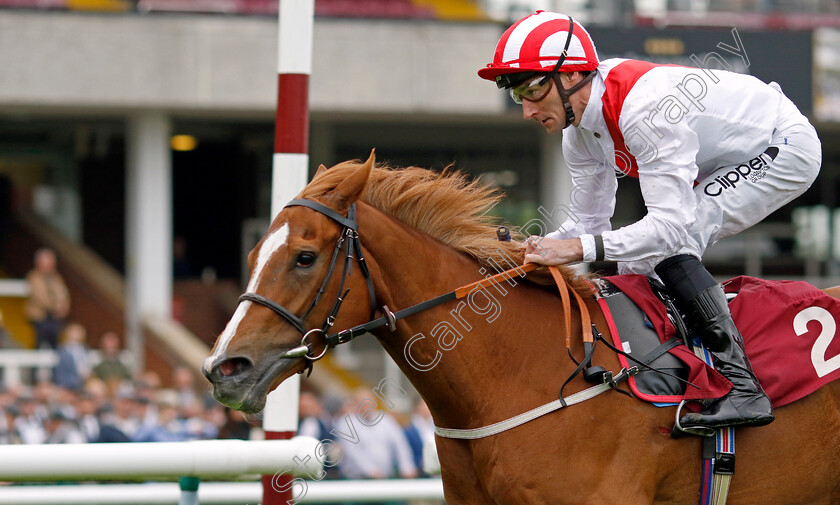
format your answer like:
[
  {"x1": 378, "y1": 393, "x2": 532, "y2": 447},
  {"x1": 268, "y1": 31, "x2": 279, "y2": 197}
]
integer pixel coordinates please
[{"x1": 655, "y1": 254, "x2": 774, "y2": 435}]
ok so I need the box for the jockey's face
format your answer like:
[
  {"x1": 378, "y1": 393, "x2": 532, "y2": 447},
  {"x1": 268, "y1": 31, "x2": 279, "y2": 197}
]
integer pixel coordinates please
[{"x1": 521, "y1": 72, "x2": 589, "y2": 133}]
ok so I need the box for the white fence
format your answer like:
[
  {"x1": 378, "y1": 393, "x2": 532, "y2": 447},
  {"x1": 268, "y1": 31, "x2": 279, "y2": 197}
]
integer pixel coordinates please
[
  {"x1": 0, "y1": 438, "x2": 322, "y2": 482},
  {"x1": 0, "y1": 349, "x2": 137, "y2": 389},
  {"x1": 0, "y1": 279, "x2": 28, "y2": 298},
  {"x1": 0, "y1": 479, "x2": 446, "y2": 504},
  {"x1": 0, "y1": 438, "x2": 447, "y2": 504},
  {"x1": 0, "y1": 350, "x2": 58, "y2": 387},
  {"x1": 0, "y1": 438, "x2": 323, "y2": 505}
]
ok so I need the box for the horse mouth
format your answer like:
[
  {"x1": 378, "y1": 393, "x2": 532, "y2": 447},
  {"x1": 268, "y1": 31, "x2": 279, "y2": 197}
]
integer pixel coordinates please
[
  {"x1": 207, "y1": 351, "x2": 305, "y2": 414},
  {"x1": 214, "y1": 383, "x2": 268, "y2": 414}
]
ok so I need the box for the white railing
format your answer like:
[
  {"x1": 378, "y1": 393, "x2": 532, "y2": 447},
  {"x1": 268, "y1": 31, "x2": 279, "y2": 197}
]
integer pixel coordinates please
[
  {"x1": 0, "y1": 438, "x2": 324, "y2": 505},
  {"x1": 0, "y1": 279, "x2": 28, "y2": 298},
  {"x1": 0, "y1": 438, "x2": 322, "y2": 482},
  {"x1": 0, "y1": 479, "x2": 446, "y2": 504},
  {"x1": 0, "y1": 350, "x2": 58, "y2": 387},
  {"x1": 0, "y1": 348, "x2": 141, "y2": 388}
]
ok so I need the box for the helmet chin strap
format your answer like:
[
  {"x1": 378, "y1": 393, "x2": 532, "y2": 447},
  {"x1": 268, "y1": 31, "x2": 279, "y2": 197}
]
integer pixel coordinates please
[
  {"x1": 536, "y1": 15, "x2": 594, "y2": 129},
  {"x1": 553, "y1": 71, "x2": 595, "y2": 129}
]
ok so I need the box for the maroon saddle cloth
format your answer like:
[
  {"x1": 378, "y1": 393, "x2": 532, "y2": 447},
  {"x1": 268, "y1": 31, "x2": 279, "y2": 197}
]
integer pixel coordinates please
[{"x1": 596, "y1": 275, "x2": 840, "y2": 407}]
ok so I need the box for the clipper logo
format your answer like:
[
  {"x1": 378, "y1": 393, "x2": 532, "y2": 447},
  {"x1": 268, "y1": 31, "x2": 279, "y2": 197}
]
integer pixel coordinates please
[{"x1": 703, "y1": 147, "x2": 779, "y2": 197}]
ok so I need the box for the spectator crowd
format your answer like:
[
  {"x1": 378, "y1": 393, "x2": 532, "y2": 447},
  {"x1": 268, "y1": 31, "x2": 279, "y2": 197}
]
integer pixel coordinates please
[
  {"x1": 0, "y1": 247, "x2": 439, "y2": 496},
  {"x1": 0, "y1": 327, "x2": 248, "y2": 446},
  {"x1": 0, "y1": 319, "x2": 439, "y2": 484}
]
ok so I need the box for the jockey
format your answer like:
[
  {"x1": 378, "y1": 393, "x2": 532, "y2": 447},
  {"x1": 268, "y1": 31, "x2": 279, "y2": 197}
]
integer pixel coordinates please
[{"x1": 479, "y1": 11, "x2": 822, "y2": 435}]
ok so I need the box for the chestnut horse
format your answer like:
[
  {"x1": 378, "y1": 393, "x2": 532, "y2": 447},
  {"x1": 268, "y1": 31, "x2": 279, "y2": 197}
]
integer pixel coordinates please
[{"x1": 203, "y1": 152, "x2": 840, "y2": 505}]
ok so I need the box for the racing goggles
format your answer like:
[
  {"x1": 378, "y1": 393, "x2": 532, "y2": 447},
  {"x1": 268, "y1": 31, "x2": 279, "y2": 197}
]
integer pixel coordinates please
[{"x1": 508, "y1": 74, "x2": 553, "y2": 105}]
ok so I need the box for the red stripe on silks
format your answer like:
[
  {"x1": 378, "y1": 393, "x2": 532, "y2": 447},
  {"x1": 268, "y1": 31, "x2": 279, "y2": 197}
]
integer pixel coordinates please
[
  {"x1": 261, "y1": 430, "x2": 297, "y2": 505},
  {"x1": 601, "y1": 60, "x2": 662, "y2": 178},
  {"x1": 275, "y1": 73, "x2": 309, "y2": 154}
]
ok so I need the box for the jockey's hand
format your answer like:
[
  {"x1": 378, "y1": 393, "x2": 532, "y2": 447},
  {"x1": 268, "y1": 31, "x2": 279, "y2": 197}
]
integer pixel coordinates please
[{"x1": 523, "y1": 236, "x2": 584, "y2": 266}]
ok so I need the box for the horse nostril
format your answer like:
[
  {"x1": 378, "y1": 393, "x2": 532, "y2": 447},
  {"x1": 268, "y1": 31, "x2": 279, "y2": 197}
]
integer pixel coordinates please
[{"x1": 215, "y1": 357, "x2": 253, "y2": 379}]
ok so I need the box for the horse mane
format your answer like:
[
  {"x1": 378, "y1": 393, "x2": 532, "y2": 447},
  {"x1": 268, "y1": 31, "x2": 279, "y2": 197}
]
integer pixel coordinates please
[{"x1": 300, "y1": 159, "x2": 593, "y2": 293}]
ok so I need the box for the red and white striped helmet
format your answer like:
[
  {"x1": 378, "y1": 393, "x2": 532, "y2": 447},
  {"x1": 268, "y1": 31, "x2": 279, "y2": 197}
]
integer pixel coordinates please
[{"x1": 478, "y1": 11, "x2": 599, "y2": 83}]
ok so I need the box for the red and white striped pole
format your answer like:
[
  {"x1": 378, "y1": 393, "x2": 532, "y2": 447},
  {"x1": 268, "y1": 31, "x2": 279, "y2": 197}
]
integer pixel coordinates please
[{"x1": 262, "y1": 1, "x2": 314, "y2": 503}]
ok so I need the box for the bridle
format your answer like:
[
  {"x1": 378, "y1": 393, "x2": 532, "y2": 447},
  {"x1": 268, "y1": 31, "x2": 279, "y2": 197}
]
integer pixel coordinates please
[
  {"x1": 236, "y1": 198, "x2": 543, "y2": 376},
  {"x1": 237, "y1": 198, "x2": 376, "y2": 375},
  {"x1": 234, "y1": 199, "x2": 675, "y2": 441}
]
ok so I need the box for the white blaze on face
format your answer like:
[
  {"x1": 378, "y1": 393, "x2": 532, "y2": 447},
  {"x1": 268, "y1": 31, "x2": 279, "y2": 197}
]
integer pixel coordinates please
[
  {"x1": 207, "y1": 223, "x2": 290, "y2": 362},
  {"x1": 247, "y1": 223, "x2": 291, "y2": 292}
]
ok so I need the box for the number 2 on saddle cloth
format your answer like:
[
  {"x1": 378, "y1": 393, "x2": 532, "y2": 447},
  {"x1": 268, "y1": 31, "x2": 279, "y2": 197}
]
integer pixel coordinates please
[{"x1": 595, "y1": 274, "x2": 840, "y2": 409}]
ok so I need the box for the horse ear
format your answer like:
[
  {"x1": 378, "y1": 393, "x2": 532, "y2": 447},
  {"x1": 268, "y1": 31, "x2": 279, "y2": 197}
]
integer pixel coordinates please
[
  {"x1": 313, "y1": 164, "x2": 328, "y2": 179},
  {"x1": 328, "y1": 149, "x2": 374, "y2": 212}
]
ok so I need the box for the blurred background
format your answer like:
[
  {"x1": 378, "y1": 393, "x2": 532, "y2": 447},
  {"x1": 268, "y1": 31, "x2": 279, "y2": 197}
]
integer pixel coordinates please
[{"x1": 0, "y1": 0, "x2": 839, "y2": 500}]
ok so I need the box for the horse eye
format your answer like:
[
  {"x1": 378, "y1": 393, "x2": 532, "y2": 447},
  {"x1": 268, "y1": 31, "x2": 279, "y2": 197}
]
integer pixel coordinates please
[{"x1": 296, "y1": 252, "x2": 316, "y2": 268}]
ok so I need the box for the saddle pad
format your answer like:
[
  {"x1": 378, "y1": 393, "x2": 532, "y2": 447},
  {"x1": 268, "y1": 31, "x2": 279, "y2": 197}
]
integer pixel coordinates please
[
  {"x1": 596, "y1": 279, "x2": 731, "y2": 404},
  {"x1": 606, "y1": 274, "x2": 840, "y2": 408}
]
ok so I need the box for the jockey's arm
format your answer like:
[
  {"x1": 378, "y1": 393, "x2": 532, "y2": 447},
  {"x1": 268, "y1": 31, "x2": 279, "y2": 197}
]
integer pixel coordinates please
[
  {"x1": 598, "y1": 120, "x2": 701, "y2": 262},
  {"x1": 533, "y1": 115, "x2": 700, "y2": 267},
  {"x1": 527, "y1": 136, "x2": 613, "y2": 266}
]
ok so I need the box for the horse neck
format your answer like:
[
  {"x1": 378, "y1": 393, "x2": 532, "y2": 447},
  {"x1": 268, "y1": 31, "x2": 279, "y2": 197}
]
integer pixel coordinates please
[{"x1": 356, "y1": 203, "x2": 589, "y2": 430}]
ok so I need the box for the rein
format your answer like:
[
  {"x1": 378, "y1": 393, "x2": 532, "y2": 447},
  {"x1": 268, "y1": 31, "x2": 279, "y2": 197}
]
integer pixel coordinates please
[
  {"x1": 327, "y1": 262, "x2": 541, "y2": 347},
  {"x1": 434, "y1": 266, "x2": 638, "y2": 440},
  {"x1": 236, "y1": 198, "x2": 541, "y2": 374},
  {"x1": 239, "y1": 198, "x2": 631, "y2": 438}
]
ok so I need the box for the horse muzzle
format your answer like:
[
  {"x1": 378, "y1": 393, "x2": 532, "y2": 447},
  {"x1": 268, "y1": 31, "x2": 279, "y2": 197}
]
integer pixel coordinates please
[
  {"x1": 202, "y1": 353, "x2": 257, "y2": 411},
  {"x1": 203, "y1": 351, "x2": 304, "y2": 413}
]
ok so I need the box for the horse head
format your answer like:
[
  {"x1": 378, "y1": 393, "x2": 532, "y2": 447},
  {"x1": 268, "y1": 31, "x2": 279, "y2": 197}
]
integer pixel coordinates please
[{"x1": 202, "y1": 151, "x2": 376, "y2": 413}]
